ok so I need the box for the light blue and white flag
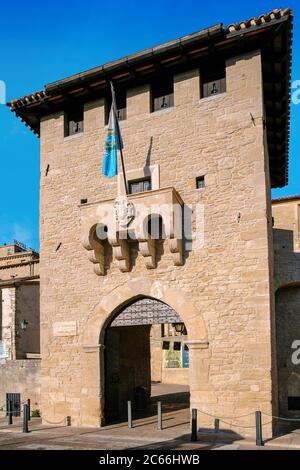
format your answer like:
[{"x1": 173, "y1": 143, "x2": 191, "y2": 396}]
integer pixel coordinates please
[{"x1": 102, "y1": 84, "x2": 123, "y2": 178}]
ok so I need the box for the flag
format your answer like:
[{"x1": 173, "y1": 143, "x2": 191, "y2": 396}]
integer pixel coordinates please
[{"x1": 102, "y1": 84, "x2": 123, "y2": 178}]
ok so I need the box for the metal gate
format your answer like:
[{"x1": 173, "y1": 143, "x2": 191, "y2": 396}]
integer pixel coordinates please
[
  {"x1": 110, "y1": 298, "x2": 182, "y2": 327},
  {"x1": 6, "y1": 393, "x2": 21, "y2": 417}
]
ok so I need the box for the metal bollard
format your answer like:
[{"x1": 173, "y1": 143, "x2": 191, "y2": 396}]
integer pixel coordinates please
[
  {"x1": 128, "y1": 401, "x2": 133, "y2": 429},
  {"x1": 191, "y1": 408, "x2": 197, "y2": 442},
  {"x1": 255, "y1": 411, "x2": 264, "y2": 446},
  {"x1": 7, "y1": 399, "x2": 13, "y2": 425},
  {"x1": 157, "y1": 401, "x2": 162, "y2": 430},
  {"x1": 23, "y1": 404, "x2": 29, "y2": 433},
  {"x1": 214, "y1": 418, "x2": 220, "y2": 433},
  {"x1": 27, "y1": 399, "x2": 31, "y2": 421}
]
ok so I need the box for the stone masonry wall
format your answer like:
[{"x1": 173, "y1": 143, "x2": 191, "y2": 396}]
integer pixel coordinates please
[
  {"x1": 0, "y1": 257, "x2": 39, "y2": 281},
  {"x1": 0, "y1": 288, "x2": 16, "y2": 359},
  {"x1": 39, "y1": 50, "x2": 275, "y2": 436},
  {"x1": 0, "y1": 359, "x2": 41, "y2": 415}
]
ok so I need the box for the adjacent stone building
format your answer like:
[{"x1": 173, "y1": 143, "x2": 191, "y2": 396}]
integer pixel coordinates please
[
  {"x1": 273, "y1": 196, "x2": 300, "y2": 418},
  {"x1": 0, "y1": 242, "x2": 41, "y2": 412},
  {"x1": 8, "y1": 8, "x2": 295, "y2": 437}
]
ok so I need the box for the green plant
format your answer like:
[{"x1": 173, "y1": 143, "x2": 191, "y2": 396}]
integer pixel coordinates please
[{"x1": 31, "y1": 409, "x2": 41, "y2": 418}]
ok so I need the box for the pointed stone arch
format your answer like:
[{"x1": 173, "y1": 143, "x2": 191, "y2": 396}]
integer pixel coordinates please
[
  {"x1": 80, "y1": 277, "x2": 210, "y2": 426},
  {"x1": 82, "y1": 278, "x2": 208, "y2": 348}
]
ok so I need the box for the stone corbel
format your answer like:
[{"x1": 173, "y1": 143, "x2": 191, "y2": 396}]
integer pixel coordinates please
[
  {"x1": 138, "y1": 238, "x2": 156, "y2": 269},
  {"x1": 168, "y1": 237, "x2": 183, "y2": 266},
  {"x1": 82, "y1": 227, "x2": 105, "y2": 276},
  {"x1": 83, "y1": 344, "x2": 105, "y2": 353},
  {"x1": 109, "y1": 231, "x2": 130, "y2": 272}
]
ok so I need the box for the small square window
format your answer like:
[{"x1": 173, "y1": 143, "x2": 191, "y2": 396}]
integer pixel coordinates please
[
  {"x1": 196, "y1": 176, "x2": 205, "y2": 189},
  {"x1": 64, "y1": 106, "x2": 84, "y2": 137},
  {"x1": 151, "y1": 76, "x2": 174, "y2": 113},
  {"x1": 129, "y1": 177, "x2": 152, "y2": 194},
  {"x1": 201, "y1": 62, "x2": 226, "y2": 98}
]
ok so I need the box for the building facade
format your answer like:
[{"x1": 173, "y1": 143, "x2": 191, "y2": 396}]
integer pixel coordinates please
[
  {"x1": 273, "y1": 196, "x2": 300, "y2": 418},
  {"x1": 0, "y1": 242, "x2": 41, "y2": 412},
  {"x1": 8, "y1": 8, "x2": 294, "y2": 437}
]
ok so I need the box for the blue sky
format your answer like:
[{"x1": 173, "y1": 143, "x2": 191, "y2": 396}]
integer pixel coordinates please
[{"x1": 0, "y1": 0, "x2": 299, "y2": 251}]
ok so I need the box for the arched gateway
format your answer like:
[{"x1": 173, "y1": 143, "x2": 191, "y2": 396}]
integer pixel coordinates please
[
  {"x1": 82, "y1": 278, "x2": 209, "y2": 426},
  {"x1": 105, "y1": 297, "x2": 188, "y2": 422}
]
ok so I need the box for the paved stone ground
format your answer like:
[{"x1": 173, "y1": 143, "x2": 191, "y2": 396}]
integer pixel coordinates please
[
  {"x1": 151, "y1": 383, "x2": 189, "y2": 396},
  {"x1": 0, "y1": 384, "x2": 299, "y2": 450},
  {"x1": 0, "y1": 408, "x2": 299, "y2": 451}
]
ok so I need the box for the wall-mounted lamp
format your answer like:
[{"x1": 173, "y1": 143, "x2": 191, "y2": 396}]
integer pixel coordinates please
[
  {"x1": 20, "y1": 319, "x2": 29, "y2": 331},
  {"x1": 172, "y1": 323, "x2": 187, "y2": 335}
]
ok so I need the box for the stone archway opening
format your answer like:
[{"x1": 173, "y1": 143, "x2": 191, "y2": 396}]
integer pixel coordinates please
[{"x1": 104, "y1": 297, "x2": 190, "y2": 424}]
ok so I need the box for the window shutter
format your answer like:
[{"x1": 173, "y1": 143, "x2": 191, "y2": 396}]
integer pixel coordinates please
[
  {"x1": 220, "y1": 77, "x2": 226, "y2": 93},
  {"x1": 77, "y1": 119, "x2": 84, "y2": 133},
  {"x1": 117, "y1": 107, "x2": 127, "y2": 121},
  {"x1": 202, "y1": 83, "x2": 208, "y2": 98}
]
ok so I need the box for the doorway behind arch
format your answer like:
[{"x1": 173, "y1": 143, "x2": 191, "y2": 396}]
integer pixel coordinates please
[{"x1": 104, "y1": 297, "x2": 190, "y2": 424}]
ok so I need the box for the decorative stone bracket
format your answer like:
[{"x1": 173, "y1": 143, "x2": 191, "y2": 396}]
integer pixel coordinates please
[
  {"x1": 82, "y1": 225, "x2": 105, "y2": 276},
  {"x1": 169, "y1": 238, "x2": 183, "y2": 267},
  {"x1": 80, "y1": 187, "x2": 184, "y2": 275},
  {"x1": 138, "y1": 237, "x2": 156, "y2": 269},
  {"x1": 109, "y1": 231, "x2": 130, "y2": 273}
]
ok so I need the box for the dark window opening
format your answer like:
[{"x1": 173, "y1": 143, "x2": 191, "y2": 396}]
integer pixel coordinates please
[
  {"x1": 129, "y1": 177, "x2": 152, "y2": 194},
  {"x1": 288, "y1": 396, "x2": 300, "y2": 410},
  {"x1": 105, "y1": 89, "x2": 127, "y2": 124},
  {"x1": 6, "y1": 393, "x2": 21, "y2": 417},
  {"x1": 64, "y1": 106, "x2": 84, "y2": 137},
  {"x1": 151, "y1": 76, "x2": 174, "y2": 112},
  {"x1": 201, "y1": 62, "x2": 226, "y2": 98},
  {"x1": 196, "y1": 175, "x2": 205, "y2": 189}
]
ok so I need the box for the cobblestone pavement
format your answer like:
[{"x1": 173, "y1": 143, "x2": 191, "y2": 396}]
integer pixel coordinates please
[{"x1": 0, "y1": 407, "x2": 299, "y2": 450}]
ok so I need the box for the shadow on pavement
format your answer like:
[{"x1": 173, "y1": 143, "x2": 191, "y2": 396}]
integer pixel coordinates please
[
  {"x1": 128, "y1": 429, "x2": 244, "y2": 450},
  {"x1": 105, "y1": 391, "x2": 190, "y2": 426}
]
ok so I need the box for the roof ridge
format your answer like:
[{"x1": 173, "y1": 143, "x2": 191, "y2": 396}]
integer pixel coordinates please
[{"x1": 272, "y1": 194, "x2": 300, "y2": 203}]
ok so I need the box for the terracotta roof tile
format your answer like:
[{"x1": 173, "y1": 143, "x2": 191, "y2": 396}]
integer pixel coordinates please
[
  {"x1": 227, "y1": 8, "x2": 292, "y2": 33},
  {"x1": 10, "y1": 90, "x2": 47, "y2": 111}
]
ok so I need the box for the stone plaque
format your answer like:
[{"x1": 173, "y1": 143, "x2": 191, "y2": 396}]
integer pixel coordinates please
[{"x1": 53, "y1": 321, "x2": 77, "y2": 337}]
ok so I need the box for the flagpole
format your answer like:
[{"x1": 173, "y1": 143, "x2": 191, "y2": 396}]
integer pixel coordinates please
[
  {"x1": 119, "y1": 143, "x2": 128, "y2": 196},
  {"x1": 110, "y1": 81, "x2": 128, "y2": 196}
]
